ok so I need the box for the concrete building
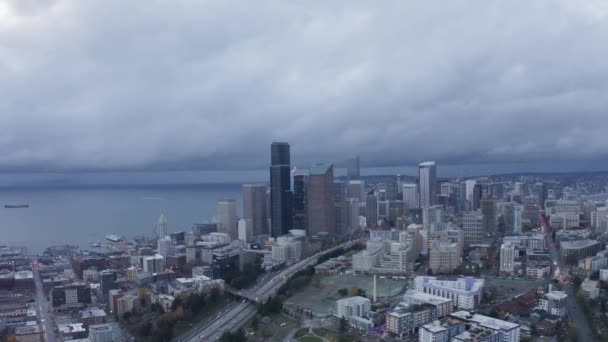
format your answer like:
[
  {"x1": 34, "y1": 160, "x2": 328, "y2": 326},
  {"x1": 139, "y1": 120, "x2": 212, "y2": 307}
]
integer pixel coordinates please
[
  {"x1": 88, "y1": 323, "x2": 122, "y2": 342},
  {"x1": 429, "y1": 241, "x2": 461, "y2": 274},
  {"x1": 419, "y1": 318, "x2": 467, "y2": 342},
  {"x1": 242, "y1": 184, "x2": 268, "y2": 236},
  {"x1": 402, "y1": 183, "x2": 419, "y2": 210},
  {"x1": 560, "y1": 240, "x2": 602, "y2": 260},
  {"x1": 503, "y1": 233, "x2": 546, "y2": 250},
  {"x1": 414, "y1": 276, "x2": 485, "y2": 310},
  {"x1": 581, "y1": 279, "x2": 599, "y2": 299},
  {"x1": 403, "y1": 290, "x2": 453, "y2": 318},
  {"x1": 142, "y1": 254, "x2": 164, "y2": 273},
  {"x1": 347, "y1": 179, "x2": 365, "y2": 202},
  {"x1": 366, "y1": 194, "x2": 378, "y2": 228},
  {"x1": 157, "y1": 213, "x2": 168, "y2": 239},
  {"x1": 293, "y1": 172, "x2": 308, "y2": 231},
  {"x1": 237, "y1": 218, "x2": 253, "y2": 243},
  {"x1": 463, "y1": 211, "x2": 483, "y2": 245},
  {"x1": 423, "y1": 205, "x2": 444, "y2": 233},
  {"x1": 308, "y1": 164, "x2": 335, "y2": 238},
  {"x1": 480, "y1": 199, "x2": 497, "y2": 233},
  {"x1": 157, "y1": 236, "x2": 175, "y2": 258},
  {"x1": 386, "y1": 303, "x2": 438, "y2": 338},
  {"x1": 352, "y1": 247, "x2": 383, "y2": 272},
  {"x1": 270, "y1": 142, "x2": 292, "y2": 237},
  {"x1": 419, "y1": 161, "x2": 437, "y2": 208},
  {"x1": 335, "y1": 296, "x2": 371, "y2": 318},
  {"x1": 217, "y1": 199, "x2": 237, "y2": 239},
  {"x1": 539, "y1": 291, "x2": 568, "y2": 317},
  {"x1": 450, "y1": 311, "x2": 520, "y2": 342},
  {"x1": 346, "y1": 156, "x2": 360, "y2": 179},
  {"x1": 499, "y1": 243, "x2": 517, "y2": 273}
]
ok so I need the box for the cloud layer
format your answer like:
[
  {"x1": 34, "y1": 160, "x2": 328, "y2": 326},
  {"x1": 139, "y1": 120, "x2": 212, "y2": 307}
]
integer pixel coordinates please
[{"x1": 2, "y1": 0, "x2": 608, "y2": 171}]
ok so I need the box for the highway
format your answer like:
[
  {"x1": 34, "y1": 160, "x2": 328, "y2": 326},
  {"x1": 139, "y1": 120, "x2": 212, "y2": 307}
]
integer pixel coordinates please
[
  {"x1": 176, "y1": 240, "x2": 357, "y2": 341},
  {"x1": 33, "y1": 260, "x2": 58, "y2": 342}
]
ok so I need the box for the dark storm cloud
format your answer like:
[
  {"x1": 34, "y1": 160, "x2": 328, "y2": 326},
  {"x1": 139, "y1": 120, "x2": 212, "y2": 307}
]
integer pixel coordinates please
[{"x1": 1, "y1": 0, "x2": 608, "y2": 172}]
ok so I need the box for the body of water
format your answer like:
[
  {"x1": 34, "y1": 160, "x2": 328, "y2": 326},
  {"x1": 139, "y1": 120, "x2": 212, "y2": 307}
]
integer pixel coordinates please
[{"x1": 0, "y1": 184, "x2": 244, "y2": 253}]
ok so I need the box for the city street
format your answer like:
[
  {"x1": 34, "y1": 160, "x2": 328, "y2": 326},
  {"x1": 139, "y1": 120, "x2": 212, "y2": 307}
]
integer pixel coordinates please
[
  {"x1": 33, "y1": 260, "x2": 58, "y2": 341},
  {"x1": 547, "y1": 234, "x2": 594, "y2": 342}
]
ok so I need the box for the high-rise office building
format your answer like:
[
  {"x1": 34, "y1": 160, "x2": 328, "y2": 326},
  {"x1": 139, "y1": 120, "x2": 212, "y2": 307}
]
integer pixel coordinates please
[
  {"x1": 308, "y1": 164, "x2": 335, "y2": 237},
  {"x1": 423, "y1": 205, "x2": 444, "y2": 233},
  {"x1": 513, "y1": 204, "x2": 523, "y2": 234},
  {"x1": 334, "y1": 180, "x2": 347, "y2": 237},
  {"x1": 157, "y1": 214, "x2": 168, "y2": 239},
  {"x1": 345, "y1": 198, "x2": 360, "y2": 231},
  {"x1": 472, "y1": 184, "x2": 482, "y2": 210},
  {"x1": 347, "y1": 180, "x2": 365, "y2": 201},
  {"x1": 419, "y1": 161, "x2": 437, "y2": 208},
  {"x1": 242, "y1": 184, "x2": 268, "y2": 236},
  {"x1": 270, "y1": 142, "x2": 293, "y2": 237},
  {"x1": 293, "y1": 172, "x2": 308, "y2": 231},
  {"x1": 532, "y1": 182, "x2": 547, "y2": 209},
  {"x1": 500, "y1": 243, "x2": 517, "y2": 273},
  {"x1": 480, "y1": 198, "x2": 497, "y2": 233},
  {"x1": 99, "y1": 269, "x2": 117, "y2": 302},
  {"x1": 462, "y1": 211, "x2": 483, "y2": 245},
  {"x1": 346, "y1": 156, "x2": 360, "y2": 179},
  {"x1": 366, "y1": 194, "x2": 378, "y2": 227},
  {"x1": 217, "y1": 200, "x2": 237, "y2": 239},
  {"x1": 402, "y1": 183, "x2": 419, "y2": 210}
]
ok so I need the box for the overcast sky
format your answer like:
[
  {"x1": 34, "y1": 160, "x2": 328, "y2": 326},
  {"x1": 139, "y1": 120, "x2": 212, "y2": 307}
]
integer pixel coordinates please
[{"x1": 2, "y1": 0, "x2": 608, "y2": 176}]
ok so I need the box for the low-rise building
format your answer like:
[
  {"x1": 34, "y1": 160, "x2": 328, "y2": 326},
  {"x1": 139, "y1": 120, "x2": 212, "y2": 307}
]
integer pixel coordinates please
[
  {"x1": 581, "y1": 279, "x2": 599, "y2": 299},
  {"x1": 414, "y1": 276, "x2": 485, "y2": 310},
  {"x1": 402, "y1": 290, "x2": 453, "y2": 318},
  {"x1": 335, "y1": 296, "x2": 371, "y2": 318},
  {"x1": 419, "y1": 318, "x2": 467, "y2": 342},
  {"x1": 450, "y1": 311, "x2": 520, "y2": 342},
  {"x1": 538, "y1": 291, "x2": 568, "y2": 317}
]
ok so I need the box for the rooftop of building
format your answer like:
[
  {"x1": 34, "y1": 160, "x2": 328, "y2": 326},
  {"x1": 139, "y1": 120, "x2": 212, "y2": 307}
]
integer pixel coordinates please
[
  {"x1": 59, "y1": 323, "x2": 86, "y2": 334},
  {"x1": 545, "y1": 291, "x2": 568, "y2": 300},
  {"x1": 561, "y1": 239, "x2": 600, "y2": 249},
  {"x1": 337, "y1": 296, "x2": 370, "y2": 305},
  {"x1": 452, "y1": 326, "x2": 498, "y2": 341},
  {"x1": 419, "y1": 161, "x2": 436, "y2": 166},
  {"x1": 404, "y1": 290, "x2": 452, "y2": 305},
  {"x1": 80, "y1": 307, "x2": 107, "y2": 318},
  {"x1": 451, "y1": 311, "x2": 519, "y2": 330},
  {"x1": 310, "y1": 164, "x2": 333, "y2": 175}
]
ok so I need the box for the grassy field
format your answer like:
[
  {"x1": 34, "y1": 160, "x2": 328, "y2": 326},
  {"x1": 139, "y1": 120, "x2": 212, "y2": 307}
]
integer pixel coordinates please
[
  {"x1": 244, "y1": 312, "x2": 299, "y2": 341},
  {"x1": 285, "y1": 274, "x2": 405, "y2": 317}
]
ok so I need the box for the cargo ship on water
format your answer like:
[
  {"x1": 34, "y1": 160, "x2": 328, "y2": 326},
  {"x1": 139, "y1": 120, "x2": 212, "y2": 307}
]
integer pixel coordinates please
[{"x1": 4, "y1": 204, "x2": 29, "y2": 209}]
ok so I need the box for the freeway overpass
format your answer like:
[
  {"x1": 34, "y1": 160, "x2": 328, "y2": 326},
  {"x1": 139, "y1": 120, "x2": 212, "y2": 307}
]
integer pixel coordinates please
[{"x1": 175, "y1": 240, "x2": 358, "y2": 341}]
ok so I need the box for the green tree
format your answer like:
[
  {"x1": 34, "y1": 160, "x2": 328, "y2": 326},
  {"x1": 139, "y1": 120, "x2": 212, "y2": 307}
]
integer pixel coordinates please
[
  {"x1": 339, "y1": 316, "x2": 348, "y2": 333},
  {"x1": 251, "y1": 315, "x2": 259, "y2": 331}
]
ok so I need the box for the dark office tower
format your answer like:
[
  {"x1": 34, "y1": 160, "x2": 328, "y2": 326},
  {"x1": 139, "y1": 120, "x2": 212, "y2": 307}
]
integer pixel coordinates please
[
  {"x1": 242, "y1": 184, "x2": 268, "y2": 236},
  {"x1": 334, "y1": 180, "x2": 347, "y2": 238},
  {"x1": 307, "y1": 164, "x2": 335, "y2": 238},
  {"x1": 99, "y1": 269, "x2": 117, "y2": 302},
  {"x1": 480, "y1": 198, "x2": 497, "y2": 233},
  {"x1": 418, "y1": 161, "x2": 437, "y2": 208},
  {"x1": 472, "y1": 184, "x2": 483, "y2": 210},
  {"x1": 347, "y1": 156, "x2": 360, "y2": 179},
  {"x1": 378, "y1": 179, "x2": 397, "y2": 201},
  {"x1": 293, "y1": 172, "x2": 309, "y2": 231},
  {"x1": 532, "y1": 182, "x2": 547, "y2": 209},
  {"x1": 270, "y1": 142, "x2": 293, "y2": 237},
  {"x1": 366, "y1": 194, "x2": 378, "y2": 227}
]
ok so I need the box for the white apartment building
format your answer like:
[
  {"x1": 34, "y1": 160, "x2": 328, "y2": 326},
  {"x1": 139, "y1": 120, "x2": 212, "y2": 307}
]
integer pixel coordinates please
[
  {"x1": 414, "y1": 276, "x2": 485, "y2": 310},
  {"x1": 335, "y1": 296, "x2": 371, "y2": 318},
  {"x1": 499, "y1": 243, "x2": 517, "y2": 273},
  {"x1": 539, "y1": 291, "x2": 568, "y2": 317}
]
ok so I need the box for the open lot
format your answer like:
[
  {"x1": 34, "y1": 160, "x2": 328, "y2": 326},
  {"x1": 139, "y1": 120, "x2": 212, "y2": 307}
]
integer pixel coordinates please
[{"x1": 285, "y1": 273, "x2": 406, "y2": 317}]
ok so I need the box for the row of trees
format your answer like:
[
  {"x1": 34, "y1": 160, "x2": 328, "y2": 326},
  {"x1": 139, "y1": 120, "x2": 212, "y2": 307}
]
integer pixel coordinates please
[
  {"x1": 223, "y1": 260, "x2": 264, "y2": 289},
  {"x1": 132, "y1": 287, "x2": 223, "y2": 342}
]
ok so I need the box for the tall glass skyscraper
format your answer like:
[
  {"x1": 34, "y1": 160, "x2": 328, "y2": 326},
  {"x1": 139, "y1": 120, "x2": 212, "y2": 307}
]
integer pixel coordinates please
[
  {"x1": 270, "y1": 142, "x2": 293, "y2": 237},
  {"x1": 418, "y1": 161, "x2": 437, "y2": 208}
]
